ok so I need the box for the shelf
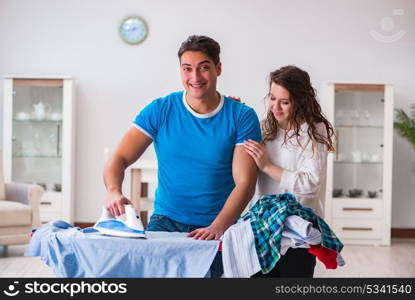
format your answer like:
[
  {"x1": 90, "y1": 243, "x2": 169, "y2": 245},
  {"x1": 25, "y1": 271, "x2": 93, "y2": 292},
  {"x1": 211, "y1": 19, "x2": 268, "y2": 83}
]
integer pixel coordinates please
[
  {"x1": 335, "y1": 125, "x2": 383, "y2": 128},
  {"x1": 332, "y1": 197, "x2": 383, "y2": 201},
  {"x1": 13, "y1": 155, "x2": 62, "y2": 158},
  {"x1": 334, "y1": 160, "x2": 383, "y2": 164},
  {"x1": 13, "y1": 119, "x2": 62, "y2": 123}
]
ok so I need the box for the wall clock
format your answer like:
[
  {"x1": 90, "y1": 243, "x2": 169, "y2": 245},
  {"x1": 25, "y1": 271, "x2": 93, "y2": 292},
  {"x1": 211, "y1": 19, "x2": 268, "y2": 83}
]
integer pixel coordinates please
[{"x1": 119, "y1": 16, "x2": 148, "y2": 45}]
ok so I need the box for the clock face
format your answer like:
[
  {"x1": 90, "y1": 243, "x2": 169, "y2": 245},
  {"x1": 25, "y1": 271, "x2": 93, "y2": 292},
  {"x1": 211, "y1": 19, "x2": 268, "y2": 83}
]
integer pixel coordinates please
[{"x1": 119, "y1": 16, "x2": 148, "y2": 45}]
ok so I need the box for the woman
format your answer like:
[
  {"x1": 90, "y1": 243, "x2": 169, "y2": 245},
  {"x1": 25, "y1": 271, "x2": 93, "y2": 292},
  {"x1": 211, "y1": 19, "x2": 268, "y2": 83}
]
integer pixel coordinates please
[{"x1": 243, "y1": 65, "x2": 335, "y2": 277}]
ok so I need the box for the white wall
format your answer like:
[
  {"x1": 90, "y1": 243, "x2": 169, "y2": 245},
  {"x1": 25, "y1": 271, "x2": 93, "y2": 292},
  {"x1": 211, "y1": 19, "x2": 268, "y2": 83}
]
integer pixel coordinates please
[{"x1": 0, "y1": 0, "x2": 414, "y2": 226}]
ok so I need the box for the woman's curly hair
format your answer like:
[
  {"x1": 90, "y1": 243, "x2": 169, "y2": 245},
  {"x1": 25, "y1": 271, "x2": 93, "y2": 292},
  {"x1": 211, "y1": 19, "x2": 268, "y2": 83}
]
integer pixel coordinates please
[{"x1": 262, "y1": 65, "x2": 335, "y2": 153}]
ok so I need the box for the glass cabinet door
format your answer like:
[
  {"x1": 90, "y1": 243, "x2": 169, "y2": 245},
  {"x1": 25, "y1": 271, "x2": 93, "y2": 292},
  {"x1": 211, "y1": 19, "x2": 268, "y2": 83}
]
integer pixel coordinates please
[
  {"x1": 12, "y1": 79, "x2": 63, "y2": 193},
  {"x1": 332, "y1": 87, "x2": 385, "y2": 200}
]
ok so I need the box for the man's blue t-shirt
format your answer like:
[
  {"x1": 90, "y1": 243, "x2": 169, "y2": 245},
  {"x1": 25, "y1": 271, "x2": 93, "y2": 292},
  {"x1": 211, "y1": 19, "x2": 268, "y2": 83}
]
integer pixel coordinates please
[{"x1": 133, "y1": 91, "x2": 261, "y2": 226}]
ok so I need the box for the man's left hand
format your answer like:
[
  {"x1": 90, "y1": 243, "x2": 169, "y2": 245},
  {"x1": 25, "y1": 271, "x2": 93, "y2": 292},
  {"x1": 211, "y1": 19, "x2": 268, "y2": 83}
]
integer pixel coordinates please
[{"x1": 187, "y1": 224, "x2": 225, "y2": 240}]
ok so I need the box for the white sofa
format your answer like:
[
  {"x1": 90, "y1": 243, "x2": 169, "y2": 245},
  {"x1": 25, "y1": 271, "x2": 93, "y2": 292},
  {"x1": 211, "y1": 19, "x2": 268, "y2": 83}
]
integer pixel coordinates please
[{"x1": 0, "y1": 153, "x2": 43, "y2": 246}]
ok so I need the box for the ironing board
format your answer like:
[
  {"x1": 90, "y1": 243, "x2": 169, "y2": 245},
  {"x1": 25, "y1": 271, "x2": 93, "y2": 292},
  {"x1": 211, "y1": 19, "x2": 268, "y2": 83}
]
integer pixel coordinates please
[{"x1": 25, "y1": 221, "x2": 220, "y2": 278}]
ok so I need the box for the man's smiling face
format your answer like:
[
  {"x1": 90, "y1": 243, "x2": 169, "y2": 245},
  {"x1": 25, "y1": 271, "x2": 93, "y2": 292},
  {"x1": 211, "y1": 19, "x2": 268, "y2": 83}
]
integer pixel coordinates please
[{"x1": 180, "y1": 50, "x2": 221, "y2": 100}]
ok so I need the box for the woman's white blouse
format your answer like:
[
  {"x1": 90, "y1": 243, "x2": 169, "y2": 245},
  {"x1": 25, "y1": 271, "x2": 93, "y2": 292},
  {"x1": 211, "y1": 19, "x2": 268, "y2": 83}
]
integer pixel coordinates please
[{"x1": 254, "y1": 122, "x2": 328, "y2": 217}]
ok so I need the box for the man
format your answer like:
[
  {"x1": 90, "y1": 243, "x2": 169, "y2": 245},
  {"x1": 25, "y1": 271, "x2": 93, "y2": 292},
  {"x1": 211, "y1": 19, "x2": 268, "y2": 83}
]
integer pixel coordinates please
[{"x1": 103, "y1": 35, "x2": 261, "y2": 275}]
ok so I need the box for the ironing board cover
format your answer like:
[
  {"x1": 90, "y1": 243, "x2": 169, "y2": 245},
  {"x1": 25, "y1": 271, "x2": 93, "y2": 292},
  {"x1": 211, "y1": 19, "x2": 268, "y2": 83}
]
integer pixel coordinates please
[{"x1": 25, "y1": 221, "x2": 220, "y2": 278}]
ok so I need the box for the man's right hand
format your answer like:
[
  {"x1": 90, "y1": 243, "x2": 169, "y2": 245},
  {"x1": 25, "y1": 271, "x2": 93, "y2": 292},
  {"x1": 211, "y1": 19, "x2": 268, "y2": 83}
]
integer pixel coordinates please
[
  {"x1": 103, "y1": 127, "x2": 152, "y2": 216},
  {"x1": 105, "y1": 190, "x2": 132, "y2": 216}
]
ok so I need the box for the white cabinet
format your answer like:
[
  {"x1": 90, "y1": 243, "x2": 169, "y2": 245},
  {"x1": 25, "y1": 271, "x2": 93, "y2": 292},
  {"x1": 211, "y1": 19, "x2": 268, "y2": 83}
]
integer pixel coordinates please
[
  {"x1": 322, "y1": 83, "x2": 393, "y2": 245},
  {"x1": 2, "y1": 76, "x2": 75, "y2": 223}
]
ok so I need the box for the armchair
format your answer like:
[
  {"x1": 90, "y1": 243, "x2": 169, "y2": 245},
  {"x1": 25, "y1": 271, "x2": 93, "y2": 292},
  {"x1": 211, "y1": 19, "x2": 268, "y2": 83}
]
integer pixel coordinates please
[{"x1": 0, "y1": 153, "x2": 43, "y2": 246}]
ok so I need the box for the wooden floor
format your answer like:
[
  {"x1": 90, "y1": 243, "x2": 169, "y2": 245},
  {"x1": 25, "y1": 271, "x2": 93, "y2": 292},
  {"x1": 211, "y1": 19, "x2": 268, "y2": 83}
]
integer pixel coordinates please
[{"x1": 0, "y1": 238, "x2": 414, "y2": 278}]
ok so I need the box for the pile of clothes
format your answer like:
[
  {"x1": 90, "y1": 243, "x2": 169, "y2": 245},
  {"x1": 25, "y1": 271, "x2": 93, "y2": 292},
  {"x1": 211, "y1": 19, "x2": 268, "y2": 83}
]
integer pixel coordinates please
[{"x1": 221, "y1": 193, "x2": 345, "y2": 277}]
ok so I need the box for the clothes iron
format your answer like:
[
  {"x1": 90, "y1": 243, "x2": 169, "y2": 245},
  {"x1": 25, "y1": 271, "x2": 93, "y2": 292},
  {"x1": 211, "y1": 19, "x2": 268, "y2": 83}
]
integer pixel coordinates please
[{"x1": 94, "y1": 204, "x2": 146, "y2": 238}]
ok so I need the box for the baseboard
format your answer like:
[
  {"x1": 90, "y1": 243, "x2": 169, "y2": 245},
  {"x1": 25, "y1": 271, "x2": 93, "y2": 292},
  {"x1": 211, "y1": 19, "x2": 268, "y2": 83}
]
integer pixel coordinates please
[
  {"x1": 391, "y1": 228, "x2": 415, "y2": 238},
  {"x1": 74, "y1": 222, "x2": 94, "y2": 229}
]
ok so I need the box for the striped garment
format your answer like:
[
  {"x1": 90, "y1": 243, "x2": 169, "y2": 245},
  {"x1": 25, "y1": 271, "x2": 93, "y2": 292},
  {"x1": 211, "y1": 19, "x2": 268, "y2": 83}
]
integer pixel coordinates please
[
  {"x1": 241, "y1": 193, "x2": 344, "y2": 274},
  {"x1": 221, "y1": 219, "x2": 261, "y2": 277}
]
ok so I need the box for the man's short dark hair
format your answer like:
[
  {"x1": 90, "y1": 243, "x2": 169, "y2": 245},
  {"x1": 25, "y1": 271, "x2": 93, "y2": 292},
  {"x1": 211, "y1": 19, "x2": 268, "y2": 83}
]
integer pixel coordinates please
[{"x1": 178, "y1": 35, "x2": 221, "y2": 65}]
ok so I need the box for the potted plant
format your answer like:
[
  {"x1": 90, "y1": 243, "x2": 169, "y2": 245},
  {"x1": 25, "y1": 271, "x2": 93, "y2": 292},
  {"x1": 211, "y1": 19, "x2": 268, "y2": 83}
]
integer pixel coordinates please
[{"x1": 394, "y1": 104, "x2": 415, "y2": 150}]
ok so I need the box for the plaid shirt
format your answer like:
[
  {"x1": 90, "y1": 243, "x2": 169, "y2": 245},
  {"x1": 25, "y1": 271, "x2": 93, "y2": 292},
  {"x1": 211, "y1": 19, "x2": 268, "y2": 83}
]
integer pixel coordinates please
[{"x1": 241, "y1": 193, "x2": 344, "y2": 274}]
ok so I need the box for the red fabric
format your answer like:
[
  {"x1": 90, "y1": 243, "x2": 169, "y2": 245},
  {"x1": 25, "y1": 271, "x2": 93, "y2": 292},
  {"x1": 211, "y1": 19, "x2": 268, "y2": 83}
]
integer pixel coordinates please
[
  {"x1": 218, "y1": 241, "x2": 222, "y2": 252},
  {"x1": 308, "y1": 245, "x2": 338, "y2": 269}
]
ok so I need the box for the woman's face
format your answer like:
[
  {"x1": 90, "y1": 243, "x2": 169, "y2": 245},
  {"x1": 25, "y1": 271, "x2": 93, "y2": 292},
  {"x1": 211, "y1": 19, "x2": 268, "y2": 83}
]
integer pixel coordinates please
[{"x1": 268, "y1": 82, "x2": 292, "y2": 129}]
